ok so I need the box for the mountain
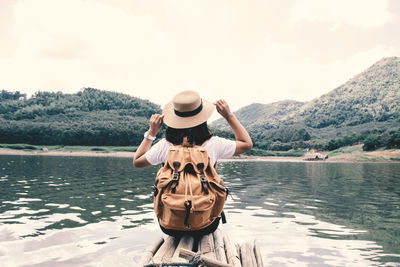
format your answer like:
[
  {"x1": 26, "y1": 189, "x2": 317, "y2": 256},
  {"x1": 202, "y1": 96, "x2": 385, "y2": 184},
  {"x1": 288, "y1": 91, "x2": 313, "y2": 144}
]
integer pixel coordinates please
[
  {"x1": 1, "y1": 57, "x2": 399, "y2": 149},
  {"x1": 212, "y1": 57, "x2": 400, "y2": 150},
  {"x1": 297, "y1": 57, "x2": 400, "y2": 128},
  {"x1": 0, "y1": 88, "x2": 161, "y2": 146},
  {"x1": 212, "y1": 100, "x2": 305, "y2": 130}
]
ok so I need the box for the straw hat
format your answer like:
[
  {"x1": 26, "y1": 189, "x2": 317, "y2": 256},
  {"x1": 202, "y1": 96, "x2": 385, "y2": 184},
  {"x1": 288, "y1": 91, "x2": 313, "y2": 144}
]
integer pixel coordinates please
[{"x1": 163, "y1": 90, "x2": 215, "y2": 129}]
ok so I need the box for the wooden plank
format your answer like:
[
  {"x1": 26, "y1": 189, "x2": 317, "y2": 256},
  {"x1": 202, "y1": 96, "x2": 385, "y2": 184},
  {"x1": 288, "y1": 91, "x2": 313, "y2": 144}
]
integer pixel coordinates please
[
  {"x1": 235, "y1": 243, "x2": 241, "y2": 262},
  {"x1": 138, "y1": 237, "x2": 164, "y2": 266},
  {"x1": 250, "y1": 243, "x2": 257, "y2": 267},
  {"x1": 152, "y1": 236, "x2": 178, "y2": 263},
  {"x1": 171, "y1": 235, "x2": 195, "y2": 263},
  {"x1": 213, "y1": 229, "x2": 228, "y2": 263},
  {"x1": 240, "y1": 243, "x2": 257, "y2": 267},
  {"x1": 199, "y1": 233, "x2": 217, "y2": 260},
  {"x1": 253, "y1": 240, "x2": 264, "y2": 267},
  {"x1": 223, "y1": 235, "x2": 241, "y2": 267},
  {"x1": 179, "y1": 248, "x2": 233, "y2": 267}
]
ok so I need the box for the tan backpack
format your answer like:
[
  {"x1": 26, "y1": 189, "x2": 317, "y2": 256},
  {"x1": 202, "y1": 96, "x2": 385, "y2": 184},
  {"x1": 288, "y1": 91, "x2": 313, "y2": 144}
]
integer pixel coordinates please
[{"x1": 153, "y1": 144, "x2": 227, "y2": 231}]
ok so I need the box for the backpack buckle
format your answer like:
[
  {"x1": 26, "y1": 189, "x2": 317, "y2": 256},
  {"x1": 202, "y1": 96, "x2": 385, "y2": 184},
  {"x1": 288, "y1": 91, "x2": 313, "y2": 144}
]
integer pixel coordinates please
[
  {"x1": 152, "y1": 178, "x2": 159, "y2": 199},
  {"x1": 184, "y1": 200, "x2": 192, "y2": 229},
  {"x1": 171, "y1": 172, "x2": 180, "y2": 193},
  {"x1": 171, "y1": 162, "x2": 181, "y2": 193},
  {"x1": 200, "y1": 175, "x2": 209, "y2": 194},
  {"x1": 197, "y1": 163, "x2": 209, "y2": 194}
]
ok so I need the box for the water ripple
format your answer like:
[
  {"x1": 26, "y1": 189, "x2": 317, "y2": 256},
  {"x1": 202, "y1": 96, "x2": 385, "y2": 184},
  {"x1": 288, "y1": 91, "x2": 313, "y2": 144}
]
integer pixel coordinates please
[{"x1": 0, "y1": 156, "x2": 399, "y2": 266}]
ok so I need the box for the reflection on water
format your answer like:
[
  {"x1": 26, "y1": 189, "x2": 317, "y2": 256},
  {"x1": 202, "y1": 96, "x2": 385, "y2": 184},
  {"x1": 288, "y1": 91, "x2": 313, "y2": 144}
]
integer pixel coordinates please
[
  {"x1": 220, "y1": 161, "x2": 400, "y2": 266},
  {"x1": 0, "y1": 155, "x2": 399, "y2": 266}
]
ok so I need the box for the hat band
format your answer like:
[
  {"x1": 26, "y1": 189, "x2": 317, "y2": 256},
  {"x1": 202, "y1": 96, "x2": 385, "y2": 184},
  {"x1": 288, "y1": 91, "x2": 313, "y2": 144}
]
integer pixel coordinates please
[{"x1": 174, "y1": 101, "x2": 203, "y2": 117}]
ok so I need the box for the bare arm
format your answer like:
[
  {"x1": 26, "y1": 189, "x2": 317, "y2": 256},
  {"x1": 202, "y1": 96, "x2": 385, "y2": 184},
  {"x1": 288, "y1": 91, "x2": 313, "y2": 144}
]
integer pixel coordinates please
[
  {"x1": 214, "y1": 100, "x2": 253, "y2": 155},
  {"x1": 133, "y1": 114, "x2": 164, "y2": 168}
]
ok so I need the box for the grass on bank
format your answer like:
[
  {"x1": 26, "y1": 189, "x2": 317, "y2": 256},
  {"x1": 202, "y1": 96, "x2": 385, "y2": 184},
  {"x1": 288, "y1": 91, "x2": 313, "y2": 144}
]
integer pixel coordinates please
[
  {"x1": 243, "y1": 148, "x2": 306, "y2": 157},
  {"x1": 327, "y1": 144, "x2": 364, "y2": 158},
  {"x1": 0, "y1": 143, "x2": 138, "y2": 153},
  {"x1": 327, "y1": 144, "x2": 400, "y2": 162}
]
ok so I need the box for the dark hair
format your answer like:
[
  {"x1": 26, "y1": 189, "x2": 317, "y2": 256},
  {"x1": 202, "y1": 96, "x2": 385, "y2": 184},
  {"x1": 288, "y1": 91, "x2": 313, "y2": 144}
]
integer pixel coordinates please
[{"x1": 165, "y1": 122, "x2": 213, "y2": 146}]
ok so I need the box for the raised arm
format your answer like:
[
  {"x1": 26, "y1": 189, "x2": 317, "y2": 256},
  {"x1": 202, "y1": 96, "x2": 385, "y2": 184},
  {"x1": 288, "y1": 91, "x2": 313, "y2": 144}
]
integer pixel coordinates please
[
  {"x1": 133, "y1": 114, "x2": 164, "y2": 168},
  {"x1": 214, "y1": 100, "x2": 253, "y2": 155}
]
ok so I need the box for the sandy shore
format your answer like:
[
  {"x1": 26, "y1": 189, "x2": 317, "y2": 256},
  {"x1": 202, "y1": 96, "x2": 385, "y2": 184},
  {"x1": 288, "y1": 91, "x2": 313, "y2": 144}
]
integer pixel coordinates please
[
  {"x1": 1, "y1": 147, "x2": 399, "y2": 162},
  {"x1": 0, "y1": 148, "x2": 305, "y2": 162}
]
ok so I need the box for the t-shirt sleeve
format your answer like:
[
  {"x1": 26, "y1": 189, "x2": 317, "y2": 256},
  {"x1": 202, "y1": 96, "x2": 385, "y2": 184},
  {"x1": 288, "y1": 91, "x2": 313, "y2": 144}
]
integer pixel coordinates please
[
  {"x1": 207, "y1": 136, "x2": 236, "y2": 161},
  {"x1": 144, "y1": 138, "x2": 169, "y2": 165}
]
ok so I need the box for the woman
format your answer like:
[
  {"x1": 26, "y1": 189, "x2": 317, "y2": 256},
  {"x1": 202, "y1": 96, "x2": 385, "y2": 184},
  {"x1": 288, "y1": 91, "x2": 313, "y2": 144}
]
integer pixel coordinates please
[
  {"x1": 133, "y1": 90, "x2": 253, "y2": 168},
  {"x1": 133, "y1": 90, "x2": 252, "y2": 237}
]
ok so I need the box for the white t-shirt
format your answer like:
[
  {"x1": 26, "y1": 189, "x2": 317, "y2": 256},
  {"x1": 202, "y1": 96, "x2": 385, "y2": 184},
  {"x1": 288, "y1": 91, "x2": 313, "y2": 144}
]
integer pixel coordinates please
[{"x1": 145, "y1": 136, "x2": 236, "y2": 166}]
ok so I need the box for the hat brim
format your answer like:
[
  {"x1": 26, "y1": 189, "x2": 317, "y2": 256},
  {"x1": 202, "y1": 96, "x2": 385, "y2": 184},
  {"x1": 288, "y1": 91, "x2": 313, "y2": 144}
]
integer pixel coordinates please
[{"x1": 163, "y1": 99, "x2": 215, "y2": 129}]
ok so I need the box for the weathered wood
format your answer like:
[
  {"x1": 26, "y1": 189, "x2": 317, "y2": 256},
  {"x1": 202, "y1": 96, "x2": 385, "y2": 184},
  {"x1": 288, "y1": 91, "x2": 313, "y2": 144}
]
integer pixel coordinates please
[
  {"x1": 152, "y1": 236, "x2": 178, "y2": 263},
  {"x1": 179, "y1": 248, "x2": 233, "y2": 267},
  {"x1": 240, "y1": 243, "x2": 257, "y2": 267},
  {"x1": 213, "y1": 229, "x2": 227, "y2": 263},
  {"x1": 235, "y1": 243, "x2": 241, "y2": 262},
  {"x1": 171, "y1": 235, "x2": 195, "y2": 262},
  {"x1": 199, "y1": 233, "x2": 217, "y2": 260},
  {"x1": 140, "y1": 233, "x2": 262, "y2": 267},
  {"x1": 253, "y1": 240, "x2": 264, "y2": 267},
  {"x1": 138, "y1": 237, "x2": 164, "y2": 266},
  {"x1": 223, "y1": 235, "x2": 241, "y2": 267}
]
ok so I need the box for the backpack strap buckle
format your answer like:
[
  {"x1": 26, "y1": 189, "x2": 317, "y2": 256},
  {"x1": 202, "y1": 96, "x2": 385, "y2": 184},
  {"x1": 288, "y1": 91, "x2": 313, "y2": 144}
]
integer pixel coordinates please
[
  {"x1": 152, "y1": 178, "x2": 159, "y2": 199},
  {"x1": 171, "y1": 161, "x2": 181, "y2": 193},
  {"x1": 196, "y1": 163, "x2": 209, "y2": 194},
  {"x1": 184, "y1": 200, "x2": 192, "y2": 229},
  {"x1": 172, "y1": 172, "x2": 179, "y2": 181}
]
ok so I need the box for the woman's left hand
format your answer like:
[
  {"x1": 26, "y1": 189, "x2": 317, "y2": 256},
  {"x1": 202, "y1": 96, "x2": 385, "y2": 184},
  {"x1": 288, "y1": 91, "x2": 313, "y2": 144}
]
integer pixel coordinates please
[{"x1": 149, "y1": 114, "x2": 164, "y2": 137}]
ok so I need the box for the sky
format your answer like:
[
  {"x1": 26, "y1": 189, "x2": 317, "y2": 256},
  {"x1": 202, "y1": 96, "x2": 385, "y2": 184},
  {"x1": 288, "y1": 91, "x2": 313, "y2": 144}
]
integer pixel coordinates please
[{"x1": 0, "y1": 0, "x2": 399, "y2": 119}]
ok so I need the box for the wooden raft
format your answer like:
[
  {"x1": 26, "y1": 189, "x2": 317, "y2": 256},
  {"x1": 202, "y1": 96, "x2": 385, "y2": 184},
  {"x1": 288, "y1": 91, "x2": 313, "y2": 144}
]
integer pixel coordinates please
[{"x1": 138, "y1": 229, "x2": 263, "y2": 267}]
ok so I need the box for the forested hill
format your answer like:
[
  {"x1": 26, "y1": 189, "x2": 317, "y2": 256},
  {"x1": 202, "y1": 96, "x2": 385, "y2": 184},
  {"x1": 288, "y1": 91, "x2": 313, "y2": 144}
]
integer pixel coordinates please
[
  {"x1": 1, "y1": 57, "x2": 399, "y2": 150},
  {"x1": 297, "y1": 56, "x2": 400, "y2": 128},
  {"x1": 212, "y1": 100, "x2": 305, "y2": 130},
  {"x1": 0, "y1": 88, "x2": 161, "y2": 145},
  {"x1": 212, "y1": 57, "x2": 400, "y2": 151}
]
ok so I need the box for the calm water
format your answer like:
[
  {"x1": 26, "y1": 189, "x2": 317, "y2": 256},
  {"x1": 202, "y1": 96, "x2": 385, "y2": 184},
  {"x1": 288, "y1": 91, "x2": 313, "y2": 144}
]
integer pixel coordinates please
[{"x1": 0, "y1": 155, "x2": 400, "y2": 267}]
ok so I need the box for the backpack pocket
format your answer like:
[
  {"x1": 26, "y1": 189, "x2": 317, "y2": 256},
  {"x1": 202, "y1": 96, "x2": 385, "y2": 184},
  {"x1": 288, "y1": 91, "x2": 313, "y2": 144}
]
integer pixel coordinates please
[
  {"x1": 208, "y1": 181, "x2": 227, "y2": 217},
  {"x1": 159, "y1": 193, "x2": 216, "y2": 230}
]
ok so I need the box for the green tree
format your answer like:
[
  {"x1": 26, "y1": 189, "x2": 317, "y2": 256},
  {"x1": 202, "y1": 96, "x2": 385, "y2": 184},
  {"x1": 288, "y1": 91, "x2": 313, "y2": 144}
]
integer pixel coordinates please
[{"x1": 363, "y1": 134, "x2": 382, "y2": 151}]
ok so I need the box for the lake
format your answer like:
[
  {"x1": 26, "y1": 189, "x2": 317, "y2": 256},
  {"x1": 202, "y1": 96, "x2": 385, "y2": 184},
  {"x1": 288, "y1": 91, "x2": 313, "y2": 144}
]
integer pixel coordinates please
[{"x1": 0, "y1": 155, "x2": 399, "y2": 266}]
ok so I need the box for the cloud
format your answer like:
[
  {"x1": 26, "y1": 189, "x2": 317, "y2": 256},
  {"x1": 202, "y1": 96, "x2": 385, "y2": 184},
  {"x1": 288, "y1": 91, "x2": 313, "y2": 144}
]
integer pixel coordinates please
[
  {"x1": 290, "y1": 0, "x2": 393, "y2": 30},
  {"x1": 0, "y1": 0, "x2": 18, "y2": 58},
  {"x1": 0, "y1": 0, "x2": 398, "y2": 117},
  {"x1": 234, "y1": 37, "x2": 398, "y2": 104}
]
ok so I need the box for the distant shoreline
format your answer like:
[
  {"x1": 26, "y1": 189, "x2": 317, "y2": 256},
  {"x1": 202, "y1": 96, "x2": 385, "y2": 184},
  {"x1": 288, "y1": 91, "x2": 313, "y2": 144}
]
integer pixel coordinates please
[
  {"x1": 0, "y1": 147, "x2": 318, "y2": 162},
  {"x1": 0, "y1": 147, "x2": 303, "y2": 162},
  {"x1": 0, "y1": 148, "x2": 135, "y2": 158},
  {"x1": 1, "y1": 146, "x2": 399, "y2": 163}
]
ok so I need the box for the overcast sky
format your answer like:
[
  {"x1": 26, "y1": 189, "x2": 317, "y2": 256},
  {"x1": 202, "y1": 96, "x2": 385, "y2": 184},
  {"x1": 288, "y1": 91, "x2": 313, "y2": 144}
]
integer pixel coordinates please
[{"x1": 0, "y1": 0, "x2": 399, "y2": 119}]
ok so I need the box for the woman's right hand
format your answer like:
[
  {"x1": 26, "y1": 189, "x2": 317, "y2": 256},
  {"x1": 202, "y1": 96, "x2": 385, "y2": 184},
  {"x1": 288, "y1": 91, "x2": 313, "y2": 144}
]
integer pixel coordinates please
[
  {"x1": 214, "y1": 100, "x2": 253, "y2": 155},
  {"x1": 149, "y1": 114, "x2": 164, "y2": 136},
  {"x1": 214, "y1": 99, "x2": 233, "y2": 120}
]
